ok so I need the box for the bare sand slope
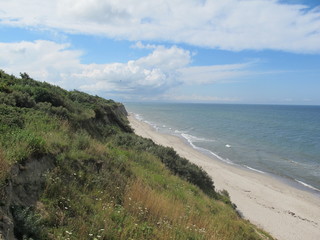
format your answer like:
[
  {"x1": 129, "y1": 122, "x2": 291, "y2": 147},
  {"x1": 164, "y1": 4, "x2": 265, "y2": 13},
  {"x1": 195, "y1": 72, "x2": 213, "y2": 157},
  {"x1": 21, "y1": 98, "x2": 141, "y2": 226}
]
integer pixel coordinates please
[{"x1": 128, "y1": 115, "x2": 320, "y2": 240}]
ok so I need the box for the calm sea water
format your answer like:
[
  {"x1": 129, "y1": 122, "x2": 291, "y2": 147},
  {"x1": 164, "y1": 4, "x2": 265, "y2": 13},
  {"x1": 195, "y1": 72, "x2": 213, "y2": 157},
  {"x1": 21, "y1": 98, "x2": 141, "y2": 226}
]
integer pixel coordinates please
[{"x1": 125, "y1": 103, "x2": 320, "y2": 193}]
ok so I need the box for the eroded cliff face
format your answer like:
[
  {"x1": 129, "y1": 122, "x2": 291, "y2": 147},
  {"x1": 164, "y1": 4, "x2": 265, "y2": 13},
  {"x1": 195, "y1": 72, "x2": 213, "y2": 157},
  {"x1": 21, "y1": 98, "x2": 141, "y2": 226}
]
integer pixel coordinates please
[
  {"x1": 113, "y1": 103, "x2": 128, "y2": 117},
  {"x1": 0, "y1": 72, "x2": 135, "y2": 239},
  {"x1": 0, "y1": 103, "x2": 130, "y2": 240},
  {"x1": 0, "y1": 156, "x2": 55, "y2": 240},
  {"x1": 102, "y1": 103, "x2": 132, "y2": 133}
]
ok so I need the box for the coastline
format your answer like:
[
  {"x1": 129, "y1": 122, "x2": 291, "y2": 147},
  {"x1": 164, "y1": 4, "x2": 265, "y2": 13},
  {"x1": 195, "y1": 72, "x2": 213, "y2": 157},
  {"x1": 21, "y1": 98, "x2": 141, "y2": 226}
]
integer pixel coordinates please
[{"x1": 128, "y1": 114, "x2": 320, "y2": 240}]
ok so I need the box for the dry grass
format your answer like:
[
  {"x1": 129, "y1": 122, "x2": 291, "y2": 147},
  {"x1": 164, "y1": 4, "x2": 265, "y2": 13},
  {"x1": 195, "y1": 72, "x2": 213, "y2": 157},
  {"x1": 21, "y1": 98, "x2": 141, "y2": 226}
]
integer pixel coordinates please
[
  {"x1": 122, "y1": 171, "x2": 272, "y2": 240},
  {"x1": 0, "y1": 148, "x2": 10, "y2": 181},
  {"x1": 124, "y1": 179, "x2": 219, "y2": 239},
  {"x1": 124, "y1": 179, "x2": 185, "y2": 223},
  {"x1": 86, "y1": 139, "x2": 108, "y2": 157}
]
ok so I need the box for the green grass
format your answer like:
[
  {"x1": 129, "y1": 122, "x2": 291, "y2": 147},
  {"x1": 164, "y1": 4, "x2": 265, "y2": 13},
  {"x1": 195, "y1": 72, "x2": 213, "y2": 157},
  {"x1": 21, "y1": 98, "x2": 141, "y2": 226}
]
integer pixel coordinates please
[{"x1": 0, "y1": 70, "x2": 273, "y2": 239}]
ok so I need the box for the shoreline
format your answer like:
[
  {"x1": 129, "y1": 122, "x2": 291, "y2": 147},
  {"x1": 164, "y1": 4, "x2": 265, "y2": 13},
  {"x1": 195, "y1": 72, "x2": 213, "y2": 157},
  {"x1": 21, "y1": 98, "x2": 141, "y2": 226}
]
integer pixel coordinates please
[
  {"x1": 128, "y1": 114, "x2": 320, "y2": 240},
  {"x1": 179, "y1": 131, "x2": 320, "y2": 197}
]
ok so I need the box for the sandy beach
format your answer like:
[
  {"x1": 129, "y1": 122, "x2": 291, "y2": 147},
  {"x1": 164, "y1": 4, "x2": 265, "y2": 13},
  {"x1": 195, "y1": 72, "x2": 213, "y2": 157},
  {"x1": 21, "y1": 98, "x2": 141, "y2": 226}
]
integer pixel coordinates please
[{"x1": 128, "y1": 114, "x2": 320, "y2": 240}]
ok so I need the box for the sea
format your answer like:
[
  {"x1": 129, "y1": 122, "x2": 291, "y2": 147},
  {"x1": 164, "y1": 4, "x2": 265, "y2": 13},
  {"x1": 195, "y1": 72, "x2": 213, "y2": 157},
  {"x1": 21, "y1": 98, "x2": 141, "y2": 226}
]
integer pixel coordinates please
[{"x1": 125, "y1": 102, "x2": 320, "y2": 194}]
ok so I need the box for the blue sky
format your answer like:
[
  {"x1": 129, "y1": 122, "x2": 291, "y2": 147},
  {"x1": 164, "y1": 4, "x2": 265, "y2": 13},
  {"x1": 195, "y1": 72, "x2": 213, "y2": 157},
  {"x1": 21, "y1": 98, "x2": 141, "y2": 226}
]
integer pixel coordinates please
[{"x1": 0, "y1": 0, "x2": 320, "y2": 105}]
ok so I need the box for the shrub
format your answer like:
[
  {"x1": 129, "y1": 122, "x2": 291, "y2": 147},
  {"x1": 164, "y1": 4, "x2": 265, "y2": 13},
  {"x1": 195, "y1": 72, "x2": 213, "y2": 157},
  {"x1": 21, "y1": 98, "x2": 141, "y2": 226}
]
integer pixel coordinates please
[
  {"x1": 0, "y1": 92, "x2": 16, "y2": 106},
  {"x1": 20, "y1": 72, "x2": 31, "y2": 80},
  {"x1": 12, "y1": 91, "x2": 36, "y2": 108},
  {"x1": 0, "y1": 105, "x2": 25, "y2": 129},
  {"x1": 33, "y1": 87, "x2": 70, "y2": 110},
  {"x1": 11, "y1": 206, "x2": 46, "y2": 240},
  {"x1": 112, "y1": 134, "x2": 217, "y2": 198},
  {"x1": 0, "y1": 81, "x2": 12, "y2": 93}
]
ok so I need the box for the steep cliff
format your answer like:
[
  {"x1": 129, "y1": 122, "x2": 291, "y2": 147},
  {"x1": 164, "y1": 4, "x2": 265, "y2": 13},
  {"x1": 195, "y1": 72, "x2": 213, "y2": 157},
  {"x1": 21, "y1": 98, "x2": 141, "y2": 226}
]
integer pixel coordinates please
[
  {"x1": 0, "y1": 71, "x2": 132, "y2": 239},
  {"x1": 0, "y1": 70, "x2": 272, "y2": 240}
]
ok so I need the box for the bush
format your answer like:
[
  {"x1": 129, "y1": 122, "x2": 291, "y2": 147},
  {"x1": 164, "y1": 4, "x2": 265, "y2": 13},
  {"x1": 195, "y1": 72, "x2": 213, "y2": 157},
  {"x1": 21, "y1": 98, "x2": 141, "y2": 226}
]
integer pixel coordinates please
[
  {"x1": 112, "y1": 133, "x2": 217, "y2": 198},
  {"x1": 0, "y1": 92, "x2": 16, "y2": 106},
  {"x1": 12, "y1": 91, "x2": 36, "y2": 108},
  {"x1": 0, "y1": 105, "x2": 25, "y2": 129},
  {"x1": 0, "y1": 83, "x2": 12, "y2": 93},
  {"x1": 20, "y1": 72, "x2": 31, "y2": 80},
  {"x1": 11, "y1": 206, "x2": 46, "y2": 240},
  {"x1": 32, "y1": 86, "x2": 71, "y2": 110}
]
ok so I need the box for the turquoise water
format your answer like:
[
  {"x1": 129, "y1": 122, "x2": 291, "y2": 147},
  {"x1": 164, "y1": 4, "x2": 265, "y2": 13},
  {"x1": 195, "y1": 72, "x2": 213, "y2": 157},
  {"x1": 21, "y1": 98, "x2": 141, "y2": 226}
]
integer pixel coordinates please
[{"x1": 125, "y1": 103, "x2": 320, "y2": 193}]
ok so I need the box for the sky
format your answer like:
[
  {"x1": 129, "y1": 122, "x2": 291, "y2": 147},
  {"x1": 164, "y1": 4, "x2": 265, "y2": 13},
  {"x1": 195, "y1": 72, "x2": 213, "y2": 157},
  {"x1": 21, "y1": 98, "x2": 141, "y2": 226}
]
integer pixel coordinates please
[{"x1": 0, "y1": 0, "x2": 320, "y2": 105}]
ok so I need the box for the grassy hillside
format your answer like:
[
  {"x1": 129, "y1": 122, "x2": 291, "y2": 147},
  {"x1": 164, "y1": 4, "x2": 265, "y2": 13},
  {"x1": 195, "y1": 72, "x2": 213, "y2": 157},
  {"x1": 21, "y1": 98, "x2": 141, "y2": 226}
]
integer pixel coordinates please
[{"x1": 0, "y1": 70, "x2": 272, "y2": 240}]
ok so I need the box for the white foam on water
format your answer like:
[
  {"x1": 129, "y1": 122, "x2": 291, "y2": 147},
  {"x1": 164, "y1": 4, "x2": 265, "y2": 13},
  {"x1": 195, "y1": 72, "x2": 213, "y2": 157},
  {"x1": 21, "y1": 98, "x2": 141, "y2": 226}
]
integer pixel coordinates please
[
  {"x1": 133, "y1": 113, "x2": 143, "y2": 121},
  {"x1": 174, "y1": 129, "x2": 185, "y2": 134},
  {"x1": 209, "y1": 152, "x2": 234, "y2": 164},
  {"x1": 179, "y1": 133, "x2": 233, "y2": 164},
  {"x1": 181, "y1": 133, "x2": 215, "y2": 143},
  {"x1": 295, "y1": 179, "x2": 320, "y2": 192},
  {"x1": 244, "y1": 165, "x2": 266, "y2": 174}
]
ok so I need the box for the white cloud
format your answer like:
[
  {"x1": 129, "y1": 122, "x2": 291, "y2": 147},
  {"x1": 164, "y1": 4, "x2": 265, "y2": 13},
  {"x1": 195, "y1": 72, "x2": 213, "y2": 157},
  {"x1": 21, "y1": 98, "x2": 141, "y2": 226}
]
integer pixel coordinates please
[
  {"x1": 1, "y1": 0, "x2": 320, "y2": 53},
  {"x1": 0, "y1": 40, "x2": 82, "y2": 85},
  {"x1": 179, "y1": 63, "x2": 253, "y2": 85},
  {"x1": 77, "y1": 44, "x2": 192, "y2": 95},
  {"x1": 131, "y1": 41, "x2": 158, "y2": 49},
  {"x1": 0, "y1": 40, "x2": 253, "y2": 100}
]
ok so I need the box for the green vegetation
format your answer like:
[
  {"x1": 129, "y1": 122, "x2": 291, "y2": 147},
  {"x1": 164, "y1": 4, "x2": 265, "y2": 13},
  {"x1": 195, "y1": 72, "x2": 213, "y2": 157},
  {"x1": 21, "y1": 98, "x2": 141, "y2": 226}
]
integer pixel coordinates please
[{"x1": 0, "y1": 70, "x2": 272, "y2": 239}]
